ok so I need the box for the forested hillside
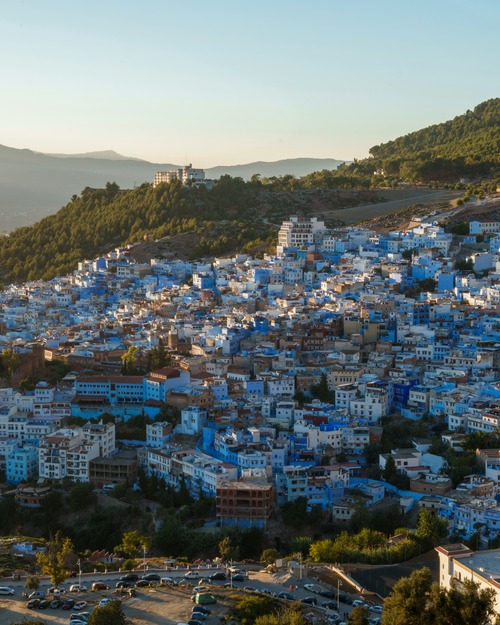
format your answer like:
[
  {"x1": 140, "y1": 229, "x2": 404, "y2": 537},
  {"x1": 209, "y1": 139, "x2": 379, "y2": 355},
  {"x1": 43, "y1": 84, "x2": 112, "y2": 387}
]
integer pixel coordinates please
[
  {"x1": 0, "y1": 177, "x2": 267, "y2": 284},
  {"x1": 368, "y1": 98, "x2": 500, "y2": 182},
  {"x1": 0, "y1": 176, "x2": 377, "y2": 285}
]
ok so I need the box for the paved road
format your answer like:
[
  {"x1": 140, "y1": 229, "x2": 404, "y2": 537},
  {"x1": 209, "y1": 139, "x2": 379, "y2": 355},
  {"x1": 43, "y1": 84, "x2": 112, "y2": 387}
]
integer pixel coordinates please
[{"x1": 325, "y1": 189, "x2": 462, "y2": 224}]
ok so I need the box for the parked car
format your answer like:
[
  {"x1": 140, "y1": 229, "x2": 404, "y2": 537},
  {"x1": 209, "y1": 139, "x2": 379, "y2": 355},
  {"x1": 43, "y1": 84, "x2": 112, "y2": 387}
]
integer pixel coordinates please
[
  {"x1": 142, "y1": 573, "x2": 161, "y2": 582},
  {"x1": 193, "y1": 586, "x2": 209, "y2": 594},
  {"x1": 47, "y1": 586, "x2": 65, "y2": 595},
  {"x1": 190, "y1": 612, "x2": 207, "y2": 621},
  {"x1": 184, "y1": 571, "x2": 201, "y2": 579},
  {"x1": 301, "y1": 596, "x2": 317, "y2": 605},
  {"x1": 27, "y1": 598, "x2": 40, "y2": 609},
  {"x1": 304, "y1": 583, "x2": 323, "y2": 594},
  {"x1": 339, "y1": 593, "x2": 353, "y2": 604},
  {"x1": 69, "y1": 584, "x2": 87, "y2": 592},
  {"x1": 99, "y1": 598, "x2": 113, "y2": 607},
  {"x1": 277, "y1": 591, "x2": 295, "y2": 601},
  {"x1": 320, "y1": 589, "x2": 337, "y2": 599},
  {"x1": 209, "y1": 571, "x2": 226, "y2": 581},
  {"x1": 115, "y1": 581, "x2": 132, "y2": 589},
  {"x1": 120, "y1": 573, "x2": 139, "y2": 582},
  {"x1": 91, "y1": 582, "x2": 110, "y2": 591},
  {"x1": 191, "y1": 605, "x2": 211, "y2": 615},
  {"x1": 38, "y1": 599, "x2": 51, "y2": 609},
  {"x1": 135, "y1": 580, "x2": 151, "y2": 588},
  {"x1": 353, "y1": 599, "x2": 368, "y2": 608},
  {"x1": 74, "y1": 600, "x2": 87, "y2": 610},
  {"x1": 231, "y1": 573, "x2": 245, "y2": 582},
  {"x1": 161, "y1": 577, "x2": 177, "y2": 585},
  {"x1": 70, "y1": 613, "x2": 90, "y2": 622},
  {"x1": 50, "y1": 599, "x2": 64, "y2": 609},
  {"x1": 62, "y1": 599, "x2": 76, "y2": 610},
  {"x1": 371, "y1": 605, "x2": 383, "y2": 613},
  {"x1": 322, "y1": 600, "x2": 338, "y2": 609},
  {"x1": 187, "y1": 620, "x2": 204, "y2": 625},
  {"x1": 0, "y1": 586, "x2": 15, "y2": 596}
]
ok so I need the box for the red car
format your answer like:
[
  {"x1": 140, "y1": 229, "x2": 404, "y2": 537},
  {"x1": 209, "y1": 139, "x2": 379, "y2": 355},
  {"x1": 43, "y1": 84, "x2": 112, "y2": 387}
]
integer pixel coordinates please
[{"x1": 62, "y1": 599, "x2": 76, "y2": 610}]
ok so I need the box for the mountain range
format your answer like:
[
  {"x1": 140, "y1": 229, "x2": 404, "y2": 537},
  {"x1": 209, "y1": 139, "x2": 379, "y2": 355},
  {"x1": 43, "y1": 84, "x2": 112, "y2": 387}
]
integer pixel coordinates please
[{"x1": 0, "y1": 145, "x2": 345, "y2": 231}]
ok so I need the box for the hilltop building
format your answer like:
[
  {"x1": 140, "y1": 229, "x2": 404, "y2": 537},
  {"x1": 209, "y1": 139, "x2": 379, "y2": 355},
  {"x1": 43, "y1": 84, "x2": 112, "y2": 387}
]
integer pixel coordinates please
[{"x1": 154, "y1": 164, "x2": 206, "y2": 187}]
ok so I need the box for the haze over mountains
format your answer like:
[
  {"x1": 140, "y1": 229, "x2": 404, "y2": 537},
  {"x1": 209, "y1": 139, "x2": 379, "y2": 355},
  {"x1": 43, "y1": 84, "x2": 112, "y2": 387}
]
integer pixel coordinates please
[{"x1": 0, "y1": 144, "x2": 345, "y2": 232}]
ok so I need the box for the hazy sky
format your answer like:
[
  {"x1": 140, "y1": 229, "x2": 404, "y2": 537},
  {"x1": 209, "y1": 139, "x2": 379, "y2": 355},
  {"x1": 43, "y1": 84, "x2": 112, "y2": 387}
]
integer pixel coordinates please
[{"x1": 1, "y1": 0, "x2": 499, "y2": 167}]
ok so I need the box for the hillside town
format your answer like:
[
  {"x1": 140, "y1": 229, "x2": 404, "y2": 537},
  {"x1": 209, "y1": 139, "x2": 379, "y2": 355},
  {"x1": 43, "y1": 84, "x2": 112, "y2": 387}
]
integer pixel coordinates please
[{"x1": 1, "y1": 209, "x2": 500, "y2": 605}]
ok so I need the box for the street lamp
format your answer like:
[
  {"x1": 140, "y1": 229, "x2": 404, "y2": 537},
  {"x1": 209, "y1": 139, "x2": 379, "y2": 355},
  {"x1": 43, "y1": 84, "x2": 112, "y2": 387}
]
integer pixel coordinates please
[
  {"x1": 77, "y1": 559, "x2": 82, "y2": 590},
  {"x1": 337, "y1": 579, "x2": 343, "y2": 612},
  {"x1": 143, "y1": 545, "x2": 147, "y2": 576}
]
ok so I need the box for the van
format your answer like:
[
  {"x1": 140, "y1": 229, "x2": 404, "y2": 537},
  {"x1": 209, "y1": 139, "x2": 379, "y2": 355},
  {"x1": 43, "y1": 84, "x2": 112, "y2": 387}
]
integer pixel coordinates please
[
  {"x1": 0, "y1": 586, "x2": 15, "y2": 595},
  {"x1": 184, "y1": 570, "x2": 200, "y2": 579},
  {"x1": 28, "y1": 590, "x2": 45, "y2": 599}
]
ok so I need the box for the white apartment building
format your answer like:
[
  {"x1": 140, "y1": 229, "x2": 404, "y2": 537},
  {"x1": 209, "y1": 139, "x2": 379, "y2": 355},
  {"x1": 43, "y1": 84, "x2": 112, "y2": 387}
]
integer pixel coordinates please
[
  {"x1": 436, "y1": 544, "x2": 500, "y2": 613},
  {"x1": 154, "y1": 164, "x2": 205, "y2": 187},
  {"x1": 341, "y1": 427, "x2": 370, "y2": 455},
  {"x1": 81, "y1": 422, "x2": 116, "y2": 458},
  {"x1": 349, "y1": 385, "x2": 389, "y2": 423},
  {"x1": 277, "y1": 216, "x2": 328, "y2": 254}
]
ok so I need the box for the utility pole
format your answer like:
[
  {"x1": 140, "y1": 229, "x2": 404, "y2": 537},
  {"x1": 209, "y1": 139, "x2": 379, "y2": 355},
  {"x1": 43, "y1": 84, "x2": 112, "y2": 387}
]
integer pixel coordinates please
[
  {"x1": 337, "y1": 579, "x2": 343, "y2": 612},
  {"x1": 78, "y1": 559, "x2": 82, "y2": 590}
]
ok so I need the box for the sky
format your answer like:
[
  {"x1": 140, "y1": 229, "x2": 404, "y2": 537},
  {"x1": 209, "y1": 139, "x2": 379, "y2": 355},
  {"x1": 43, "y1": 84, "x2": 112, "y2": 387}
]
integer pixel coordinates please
[{"x1": 1, "y1": 0, "x2": 499, "y2": 167}]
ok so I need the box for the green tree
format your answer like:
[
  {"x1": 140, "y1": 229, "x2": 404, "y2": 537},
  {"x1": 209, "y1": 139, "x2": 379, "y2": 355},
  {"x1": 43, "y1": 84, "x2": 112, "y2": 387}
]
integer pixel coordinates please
[
  {"x1": 219, "y1": 536, "x2": 239, "y2": 561},
  {"x1": 114, "y1": 530, "x2": 151, "y2": 559},
  {"x1": 415, "y1": 509, "x2": 448, "y2": 546},
  {"x1": 121, "y1": 345, "x2": 139, "y2": 375},
  {"x1": 281, "y1": 497, "x2": 310, "y2": 527},
  {"x1": 382, "y1": 455, "x2": 397, "y2": 483},
  {"x1": 36, "y1": 531, "x2": 75, "y2": 587},
  {"x1": 431, "y1": 579, "x2": 496, "y2": 625},
  {"x1": 1, "y1": 348, "x2": 21, "y2": 383},
  {"x1": 24, "y1": 576, "x2": 40, "y2": 591},
  {"x1": 88, "y1": 599, "x2": 126, "y2": 625},
  {"x1": 260, "y1": 548, "x2": 280, "y2": 566},
  {"x1": 311, "y1": 372, "x2": 332, "y2": 402},
  {"x1": 381, "y1": 567, "x2": 434, "y2": 625},
  {"x1": 68, "y1": 482, "x2": 96, "y2": 512},
  {"x1": 383, "y1": 568, "x2": 497, "y2": 625},
  {"x1": 349, "y1": 605, "x2": 370, "y2": 625},
  {"x1": 289, "y1": 536, "x2": 312, "y2": 558}
]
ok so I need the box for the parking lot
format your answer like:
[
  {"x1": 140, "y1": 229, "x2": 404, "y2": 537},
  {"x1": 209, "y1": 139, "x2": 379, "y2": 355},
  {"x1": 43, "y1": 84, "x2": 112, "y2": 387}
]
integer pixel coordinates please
[
  {"x1": 0, "y1": 585, "x2": 232, "y2": 625},
  {"x1": 0, "y1": 567, "x2": 383, "y2": 625}
]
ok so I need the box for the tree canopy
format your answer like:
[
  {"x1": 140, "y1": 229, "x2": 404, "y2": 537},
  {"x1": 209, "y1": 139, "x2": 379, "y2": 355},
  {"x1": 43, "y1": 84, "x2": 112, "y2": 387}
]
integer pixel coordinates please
[
  {"x1": 381, "y1": 567, "x2": 498, "y2": 625},
  {"x1": 36, "y1": 531, "x2": 75, "y2": 587}
]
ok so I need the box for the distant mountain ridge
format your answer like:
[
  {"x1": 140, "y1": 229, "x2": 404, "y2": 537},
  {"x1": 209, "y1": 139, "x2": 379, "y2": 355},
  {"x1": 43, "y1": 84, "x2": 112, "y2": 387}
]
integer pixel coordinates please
[{"x1": 0, "y1": 144, "x2": 346, "y2": 231}]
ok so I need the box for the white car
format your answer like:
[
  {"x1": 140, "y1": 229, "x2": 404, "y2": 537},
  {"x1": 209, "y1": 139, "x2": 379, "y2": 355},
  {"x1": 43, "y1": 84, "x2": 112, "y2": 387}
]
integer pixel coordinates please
[
  {"x1": 0, "y1": 586, "x2": 15, "y2": 596},
  {"x1": 303, "y1": 583, "x2": 322, "y2": 594},
  {"x1": 69, "y1": 584, "x2": 87, "y2": 592},
  {"x1": 99, "y1": 598, "x2": 113, "y2": 606},
  {"x1": 353, "y1": 599, "x2": 367, "y2": 607},
  {"x1": 184, "y1": 571, "x2": 200, "y2": 579},
  {"x1": 371, "y1": 605, "x2": 383, "y2": 612}
]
